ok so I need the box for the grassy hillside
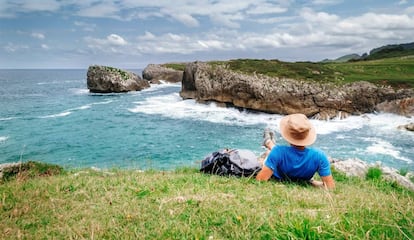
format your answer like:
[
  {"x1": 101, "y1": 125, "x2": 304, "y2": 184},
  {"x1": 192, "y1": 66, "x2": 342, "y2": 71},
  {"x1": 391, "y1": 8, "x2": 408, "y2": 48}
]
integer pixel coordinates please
[
  {"x1": 165, "y1": 56, "x2": 414, "y2": 88},
  {"x1": 327, "y1": 57, "x2": 414, "y2": 88},
  {"x1": 1, "y1": 163, "x2": 413, "y2": 239}
]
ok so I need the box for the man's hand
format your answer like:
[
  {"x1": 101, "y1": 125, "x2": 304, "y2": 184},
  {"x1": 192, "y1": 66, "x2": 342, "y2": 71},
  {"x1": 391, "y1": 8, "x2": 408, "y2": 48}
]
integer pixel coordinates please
[{"x1": 256, "y1": 166, "x2": 273, "y2": 181}]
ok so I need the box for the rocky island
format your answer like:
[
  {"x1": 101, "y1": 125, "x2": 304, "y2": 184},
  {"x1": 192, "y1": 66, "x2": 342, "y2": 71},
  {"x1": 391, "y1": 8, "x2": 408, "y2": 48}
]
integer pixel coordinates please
[{"x1": 87, "y1": 65, "x2": 150, "y2": 93}]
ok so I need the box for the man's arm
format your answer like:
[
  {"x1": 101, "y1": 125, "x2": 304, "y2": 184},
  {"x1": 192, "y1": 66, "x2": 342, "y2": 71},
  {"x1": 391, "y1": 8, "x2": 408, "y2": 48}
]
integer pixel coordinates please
[
  {"x1": 321, "y1": 175, "x2": 335, "y2": 189},
  {"x1": 311, "y1": 175, "x2": 335, "y2": 189},
  {"x1": 256, "y1": 166, "x2": 273, "y2": 181}
]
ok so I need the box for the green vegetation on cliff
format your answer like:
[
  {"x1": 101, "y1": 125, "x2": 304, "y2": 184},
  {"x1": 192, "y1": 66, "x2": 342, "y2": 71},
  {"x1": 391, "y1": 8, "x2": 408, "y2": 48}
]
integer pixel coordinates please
[
  {"x1": 165, "y1": 57, "x2": 414, "y2": 88},
  {"x1": 102, "y1": 65, "x2": 130, "y2": 81},
  {"x1": 215, "y1": 57, "x2": 414, "y2": 88},
  {"x1": 1, "y1": 163, "x2": 413, "y2": 239}
]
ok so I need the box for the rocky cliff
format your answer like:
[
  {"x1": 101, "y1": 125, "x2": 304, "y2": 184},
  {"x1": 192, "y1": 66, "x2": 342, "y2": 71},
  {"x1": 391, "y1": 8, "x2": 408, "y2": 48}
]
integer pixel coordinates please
[
  {"x1": 142, "y1": 64, "x2": 183, "y2": 84},
  {"x1": 179, "y1": 62, "x2": 414, "y2": 119},
  {"x1": 87, "y1": 65, "x2": 150, "y2": 93}
]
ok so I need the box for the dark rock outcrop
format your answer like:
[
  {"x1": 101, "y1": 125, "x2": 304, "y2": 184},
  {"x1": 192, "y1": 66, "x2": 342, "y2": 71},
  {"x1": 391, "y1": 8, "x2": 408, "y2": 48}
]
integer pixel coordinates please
[
  {"x1": 180, "y1": 62, "x2": 414, "y2": 119},
  {"x1": 142, "y1": 64, "x2": 183, "y2": 84},
  {"x1": 87, "y1": 65, "x2": 150, "y2": 93}
]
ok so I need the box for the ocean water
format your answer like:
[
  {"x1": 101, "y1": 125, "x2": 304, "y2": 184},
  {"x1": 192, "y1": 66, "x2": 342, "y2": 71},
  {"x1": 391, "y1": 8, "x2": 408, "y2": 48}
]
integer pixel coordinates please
[{"x1": 0, "y1": 69, "x2": 413, "y2": 171}]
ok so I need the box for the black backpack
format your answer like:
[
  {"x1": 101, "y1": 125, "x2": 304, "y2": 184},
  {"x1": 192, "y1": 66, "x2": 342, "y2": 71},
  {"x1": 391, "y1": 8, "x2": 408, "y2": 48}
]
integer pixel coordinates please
[{"x1": 200, "y1": 149, "x2": 262, "y2": 177}]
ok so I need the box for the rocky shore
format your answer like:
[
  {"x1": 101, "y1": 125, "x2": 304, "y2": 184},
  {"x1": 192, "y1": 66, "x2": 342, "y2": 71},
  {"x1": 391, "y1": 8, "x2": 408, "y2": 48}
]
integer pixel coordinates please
[
  {"x1": 178, "y1": 62, "x2": 414, "y2": 120},
  {"x1": 89, "y1": 62, "x2": 413, "y2": 121}
]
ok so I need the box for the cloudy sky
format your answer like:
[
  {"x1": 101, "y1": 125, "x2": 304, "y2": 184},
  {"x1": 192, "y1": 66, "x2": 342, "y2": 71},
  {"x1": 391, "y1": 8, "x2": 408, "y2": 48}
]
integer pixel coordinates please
[{"x1": 1, "y1": 0, "x2": 413, "y2": 69}]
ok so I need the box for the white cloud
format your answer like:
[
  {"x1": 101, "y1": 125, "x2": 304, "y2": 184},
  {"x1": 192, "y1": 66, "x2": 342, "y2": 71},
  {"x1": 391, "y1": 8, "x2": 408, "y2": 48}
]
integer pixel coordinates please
[
  {"x1": 107, "y1": 34, "x2": 127, "y2": 46},
  {"x1": 246, "y1": 4, "x2": 287, "y2": 15},
  {"x1": 129, "y1": 6, "x2": 414, "y2": 59},
  {"x1": 31, "y1": 32, "x2": 45, "y2": 39},
  {"x1": 3, "y1": 43, "x2": 29, "y2": 52},
  {"x1": 311, "y1": 0, "x2": 343, "y2": 5},
  {"x1": 84, "y1": 34, "x2": 128, "y2": 54},
  {"x1": 142, "y1": 31, "x2": 156, "y2": 40},
  {"x1": 335, "y1": 13, "x2": 414, "y2": 35},
  {"x1": 2, "y1": 0, "x2": 414, "y2": 67},
  {"x1": 21, "y1": 0, "x2": 60, "y2": 12},
  {"x1": 300, "y1": 8, "x2": 339, "y2": 23},
  {"x1": 0, "y1": 1, "x2": 16, "y2": 18},
  {"x1": 74, "y1": 21, "x2": 96, "y2": 32},
  {"x1": 405, "y1": 6, "x2": 414, "y2": 14},
  {"x1": 210, "y1": 13, "x2": 243, "y2": 28},
  {"x1": 77, "y1": 2, "x2": 119, "y2": 19}
]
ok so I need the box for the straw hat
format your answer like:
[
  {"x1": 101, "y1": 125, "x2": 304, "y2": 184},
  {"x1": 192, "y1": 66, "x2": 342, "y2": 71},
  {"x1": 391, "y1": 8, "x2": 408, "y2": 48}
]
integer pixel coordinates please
[{"x1": 280, "y1": 113, "x2": 316, "y2": 146}]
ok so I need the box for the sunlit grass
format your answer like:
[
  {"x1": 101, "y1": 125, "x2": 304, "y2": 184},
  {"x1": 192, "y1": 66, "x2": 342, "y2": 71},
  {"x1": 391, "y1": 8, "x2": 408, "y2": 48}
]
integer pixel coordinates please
[{"x1": 1, "y1": 164, "x2": 413, "y2": 239}]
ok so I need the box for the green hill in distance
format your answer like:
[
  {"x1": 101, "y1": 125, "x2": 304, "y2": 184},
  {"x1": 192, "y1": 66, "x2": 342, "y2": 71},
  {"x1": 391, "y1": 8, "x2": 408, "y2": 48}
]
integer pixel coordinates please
[
  {"x1": 322, "y1": 42, "x2": 414, "y2": 63},
  {"x1": 321, "y1": 54, "x2": 361, "y2": 63}
]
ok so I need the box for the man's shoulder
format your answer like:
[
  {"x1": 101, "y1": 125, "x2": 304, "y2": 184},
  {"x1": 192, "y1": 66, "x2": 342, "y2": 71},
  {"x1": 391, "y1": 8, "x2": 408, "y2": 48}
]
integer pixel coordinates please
[
  {"x1": 307, "y1": 147, "x2": 326, "y2": 155},
  {"x1": 274, "y1": 145, "x2": 291, "y2": 151},
  {"x1": 307, "y1": 147, "x2": 329, "y2": 161}
]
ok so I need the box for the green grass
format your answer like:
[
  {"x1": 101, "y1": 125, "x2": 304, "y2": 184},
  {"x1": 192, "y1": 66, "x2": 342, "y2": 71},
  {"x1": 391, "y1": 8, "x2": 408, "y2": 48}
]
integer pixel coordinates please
[
  {"x1": 220, "y1": 57, "x2": 414, "y2": 88},
  {"x1": 366, "y1": 167, "x2": 383, "y2": 181},
  {"x1": 1, "y1": 163, "x2": 413, "y2": 239},
  {"x1": 163, "y1": 57, "x2": 414, "y2": 88},
  {"x1": 163, "y1": 63, "x2": 187, "y2": 71},
  {"x1": 102, "y1": 66, "x2": 130, "y2": 81},
  {"x1": 327, "y1": 57, "x2": 414, "y2": 88}
]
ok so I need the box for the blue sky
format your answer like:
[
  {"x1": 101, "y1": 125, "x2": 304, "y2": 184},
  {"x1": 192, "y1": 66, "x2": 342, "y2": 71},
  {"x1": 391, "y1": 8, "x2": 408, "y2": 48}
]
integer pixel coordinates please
[{"x1": 1, "y1": 0, "x2": 413, "y2": 69}]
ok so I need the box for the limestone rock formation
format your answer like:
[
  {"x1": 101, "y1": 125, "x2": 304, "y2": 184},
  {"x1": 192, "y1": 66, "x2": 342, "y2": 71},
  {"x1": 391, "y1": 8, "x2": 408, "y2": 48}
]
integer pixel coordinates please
[
  {"x1": 398, "y1": 122, "x2": 414, "y2": 131},
  {"x1": 180, "y1": 62, "x2": 414, "y2": 119},
  {"x1": 375, "y1": 97, "x2": 414, "y2": 117},
  {"x1": 331, "y1": 158, "x2": 414, "y2": 191},
  {"x1": 142, "y1": 64, "x2": 183, "y2": 84},
  {"x1": 87, "y1": 65, "x2": 150, "y2": 93}
]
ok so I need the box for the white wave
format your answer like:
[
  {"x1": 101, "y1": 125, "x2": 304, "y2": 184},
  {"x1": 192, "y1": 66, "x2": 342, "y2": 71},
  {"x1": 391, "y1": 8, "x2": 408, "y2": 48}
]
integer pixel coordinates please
[
  {"x1": 363, "y1": 113, "x2": 413, "y2": 131},
  {"x1": 312, "y1": 113, "x2": 414, "y2": 136},
  {"x1": 126, "y1": 91, "x2": 371, "y2": 133},
  {"x1": 0, "y1": 136, "x2": 9, "y2": 142},
  {"x1": 129, "y1": 92, "x2": 281, "y2": 126},
  {"x1": 0, "y1": 117, "x2": 19, "y2": 121},
  {"x1": 39, "y1": 111, "x2": 72, "y2": 119},
  {"x1": 69, "y1": 104, "x2": 92, "y2": 111},
  {"x1": 127, "y1": 88, "x2": 414, "y2": 136},
  {"x1": 37, "y1": 80, "x2": 82, "y2": 85},
  {"x1": 311, "y1": 116, "x2": 366, "y2": 135},
  {"x1": 69, "y1": 88, "x2": 89, "y2": 95},
  {"x1": 366, "y1": 138, "x2": 412, "y2": 163},
  {"x1": 38, "y1": 101, "x2": 107, "y2": 118},
  {"x1": 141, "y1": 82, "x2": 181, "y2": 93},
  {"x1": 91, "y1": 100, "x2": 114, "y2": 105}
]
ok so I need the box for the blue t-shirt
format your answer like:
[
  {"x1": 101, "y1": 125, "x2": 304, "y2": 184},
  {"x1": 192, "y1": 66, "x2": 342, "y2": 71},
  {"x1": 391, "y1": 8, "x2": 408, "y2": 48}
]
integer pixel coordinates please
[{"x1": 264, "y1": 145, "x2": 331, "y2": 181}]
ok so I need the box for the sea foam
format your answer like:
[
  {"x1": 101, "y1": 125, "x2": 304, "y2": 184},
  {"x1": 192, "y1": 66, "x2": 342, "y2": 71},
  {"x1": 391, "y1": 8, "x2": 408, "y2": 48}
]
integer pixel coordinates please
[
  {"x1": 39, "y1": 111, "x2": 72, "y2": 119},
  {"x1": 366, "y1": 138, "x2": 412, "y2": 163},
  {"x1": 127, "y1": 91, "x2": 413, "y2": 136},
  {"x1": 0, "y1": 136, "x2": 9, "y2": 142}
]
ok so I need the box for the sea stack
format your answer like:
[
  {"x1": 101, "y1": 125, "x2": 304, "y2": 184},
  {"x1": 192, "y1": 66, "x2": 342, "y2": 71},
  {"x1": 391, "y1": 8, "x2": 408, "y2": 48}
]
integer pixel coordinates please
[{"x1": 87, "y1": 65, "x2": 150, "y2": 93}]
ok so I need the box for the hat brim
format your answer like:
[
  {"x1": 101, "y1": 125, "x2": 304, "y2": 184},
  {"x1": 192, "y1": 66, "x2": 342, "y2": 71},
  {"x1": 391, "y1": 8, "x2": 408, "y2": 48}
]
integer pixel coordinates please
[{"x1": 280, "y1": 115, "x2": 317, "y2": 146}]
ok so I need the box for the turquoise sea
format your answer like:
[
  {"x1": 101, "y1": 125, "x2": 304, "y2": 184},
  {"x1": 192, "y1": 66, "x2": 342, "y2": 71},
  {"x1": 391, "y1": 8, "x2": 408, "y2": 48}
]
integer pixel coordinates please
[{"x1": 0, "y1": 69, "x2": 413, "y2": 171}]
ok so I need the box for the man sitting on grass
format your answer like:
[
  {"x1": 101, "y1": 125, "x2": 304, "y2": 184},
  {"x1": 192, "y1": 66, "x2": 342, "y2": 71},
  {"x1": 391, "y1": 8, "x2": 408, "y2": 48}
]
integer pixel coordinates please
[{"x1": 256, "y1": 113, "x2": 335, "y2": 190}]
